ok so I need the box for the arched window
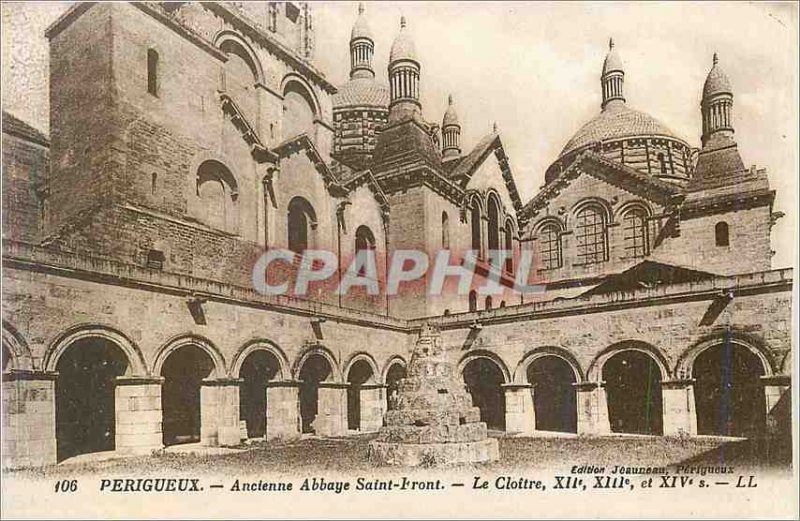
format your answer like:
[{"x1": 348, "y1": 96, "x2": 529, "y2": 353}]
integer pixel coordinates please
[
  {"x1": 441, "y1": 212, "x2": 450, "y2": 249},
  {"x1": 220, "y1": 39, "x2": 259, "y2": 121},
  {"x1": 468, "y1": 290, "x2": 477, "y2": 312},
  {"x1": 354, "y1": 225, "x2": 376, "y2": 276},
  {"x1": 470, "y1": 200, "x2": 482, "y2": 256},
  {"x1": 196, "y1": 160, "x2": 238, "y2": 233},
  {"x1": 575, "y1": 205, "x2": 607, "y2": 265},
  {"x1": 487, "y1": 196, "x2": 501, "y2": 252},
  {"x1": 622, "y1": 208, "x2": 649, "y2": 258},
  {"x1": 147, "y1": 49, "x2": 159, "y2": 96},
  {"x1": 283, "y1": 80, "x2": 316, "y2": 141},
  {"x1": 288, "y1": 196, "x2": 317, "y2": 254},
  {"x1": 715, "y1": 221, "x2": 729, "y2": 247},
  {"x1": 504, "y1": 220, "x2": 514, "y2": 273},
  {"x1": 485, "y1": 296, "x2": 493, "y2": 310},
  {"x1": 538, "y1": 223, "x2": 562, "y2": 270}
]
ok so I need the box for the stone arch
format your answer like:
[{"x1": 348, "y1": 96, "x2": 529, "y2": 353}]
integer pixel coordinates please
[
  {"x1": 229, "y1": 339, "x2": 290, "y2": 379},
  {"x1": 152, "y1": 334, "x2": 226, "y2": 379},
  {"x1": 458, "y1": 350, "x2": 512, "y2": 384},
  {"x1": 2, "y1": 320, "x2": 33, "y2": 371},
  {"x1": 381, "y1": 355, "x2": 408, "y2": 384},
  {"x1": 613, "y1": 200, "x2": 653, "y2": 222},
  {"x1": 214, "y1": 30, "x2": 265, "y2": 84},
  {"x1": 280, "y1": 73, "x2": 321, "y2": 117},
  {"x1": 343, "y1": 352, "x2": 379, "y2": 383},
  {"x1": 587, "y1": 340, "x2": 670, "y2": 383},
  {"x1": 568, "y1": 197, "x2": 614, "y2": 227},
  {"x1": 292, "y1": 345, "x2": 342, "y2": 383},
  {"x1": 674, "y1": 332, "x2": 774, "y2": 380},
  {"x1": 514, "y1": 346, "x2": 584, "y2": 384},
  {"x1": 44, "y1": 324, "x2": 147, "y2": 376}
]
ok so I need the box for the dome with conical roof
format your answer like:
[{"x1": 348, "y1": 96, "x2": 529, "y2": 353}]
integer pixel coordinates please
[
  {"x1": 351, "y1": 3, "x2": 372, "y2": 41},
  {"x1": 703, "y1": 53, "x2": 732, "y2": 99},
  {"x1": 602, "y1": 38, "x2": 623, "y2": 74},
  {"x1": 442, "y1": 95, "x2": 459, "y2": 127},
  {"x1": 389, "y1": 17, "x2": 417, "y2": 63}
]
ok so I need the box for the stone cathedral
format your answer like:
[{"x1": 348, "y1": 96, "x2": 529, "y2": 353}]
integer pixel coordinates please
[{"x1": 1, "y1": 2, "x2": 792, "y2": 468}]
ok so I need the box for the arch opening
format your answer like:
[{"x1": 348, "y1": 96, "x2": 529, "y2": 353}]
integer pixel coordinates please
[
  {"x1": 160, "y1": 345, "x2": 216, "y2": 446},
  {"x1": 55, "y1": 337, "x2": 129, "y2": 461},
  {"x1": 603, "y1": 350, "x2": 663, "y2": 435},
  {"x1": 288, "y1": 196, "x2": 317, "y2": 254},
  {"x1": 298, "y1": 354, "x2": 334, "y2": 434},
  {"x1": 282, "y1": 80, "x2": 316, "y2": 141},
  {"x1": 385, "y1": 363, "x2": 407, "y2": 412},
  {"x1": 693, "y1": 343, "x2": 765, "y2": 437},
  {"x1": 346, "y1": 359, "x2": 375, "y2": 431},
  {"x1": 527, "y1": 356, "x2": 577, "y2": 433},
  {"x1": 239, "y1": 350, "x2": 282, "y2": 439},
  {"x1": 463, "y1": 358, "x2": 505, "y2": 430}
]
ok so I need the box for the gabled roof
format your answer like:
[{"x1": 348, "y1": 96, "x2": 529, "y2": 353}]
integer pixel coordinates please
[
  {"x1": 580, "y1": 260, "x2": 718, "y2": 297},
  {"x1": 448, "y1": 132, "x2": 524, "y2": 214},
  {"x1": 341, "y1": 169, "x2": 391, "y2": 221},
  {"x1": 2, "y1": 111, "x2": 49, "y2": 147},
  {"x1": 273, "y1": 134, "x2": 346, "y2": 196},
  {"x1": 521, "y1": 150, "x2": 683, "y2": 222}
]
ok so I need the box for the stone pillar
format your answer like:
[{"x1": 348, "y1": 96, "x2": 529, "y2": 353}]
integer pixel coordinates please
[
  {"x1": 359, "y1": 384, "x2": 386, "y2": 433},
  {"x1": 115, "y1": 376, "x2": 164, "y2": 455},
  {"x1": 265, "y1": 381, "x2": 301, "y2": 440},
  {"x1": 761, "y1": 375, "x2": 791, "y2": 436},
  {"x1": 201, "y1": 378, "x2": 242, "y2": 447},
  {"x1": 1, "y1": 370, "x2": 57, "y2": 468},
  {"x1": 314, "y1": 382, "x2": 348, "y2": 437},
  {"x1": 502, "y1": 383, "x2": 535, "y2": 434},
  {"x1": 575, "y1": 382, "x2": 610, "y2": 435},
  {"x1": 661, "y1": 379, "x2": 697, "y2": 436}
]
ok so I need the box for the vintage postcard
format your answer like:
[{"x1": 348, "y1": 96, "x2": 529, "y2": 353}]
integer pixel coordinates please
[{"x1": 1, "y1": 1, "x2": 798, "y2": 519}]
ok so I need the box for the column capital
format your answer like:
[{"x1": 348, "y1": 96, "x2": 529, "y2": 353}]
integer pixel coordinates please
[
  {"x1": 360, "y1": 383, "x2": 387, "y2": 390},
  {"x1": 760, "y1": 375, "x2": 791, "y2": 387},
  {"x1": 501, "y1": 383, "x2": 533, "y2": 390},
  {"x1": 573, "y1": 381, "x2": 599, "y2": 391},
  {"x1": 202, "y1": 377, "x2": 243, "y2": 387},
  {"x1": 661, "y1": 379, "x2": 695, "y2": 389},
  {"x1": 115, "y1": 376, "x2": 165, "y2": 386},
  {"x1": 265, "y1": 380, "x2": 302, "y2": 388},
  {"x1": 2, "y1": 369, "x2": 58, "y2": 382},
  {"x1": 318, "y1": 382, "x2": 350, "y2": 389}
]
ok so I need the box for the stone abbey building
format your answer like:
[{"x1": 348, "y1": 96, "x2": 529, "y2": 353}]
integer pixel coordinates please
[{"x1": 1, "y1": 2, "x2": 793, "y2": 468}]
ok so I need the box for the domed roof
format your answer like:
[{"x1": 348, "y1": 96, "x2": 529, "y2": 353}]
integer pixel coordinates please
[
  {"x1": 602, "y1": 38, "x2": 623, "y2": 75},
  {"x1": 559, "y1": 102, "x2": 686, "y2": 157},
  {"x1": 389, "y1": 17, "x2": 417, "y2": 63},
  {"x1": 350, "y1": 3, "x2": 372, "y2": 41},
  {"x1": 332, "y1": 77, "x2": 390, "y2": 109},
  {"x1": 703, "y1": 53, "x2": 732, "y2": 99},
  {"x1": 442, "y1": 95, "x2": 459, "y2": 127}
]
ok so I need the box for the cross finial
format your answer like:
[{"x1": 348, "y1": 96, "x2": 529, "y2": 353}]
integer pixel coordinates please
[
  {"x1": 609, "y1": 37, "x2": 614, "y2": 50},
  {"x1": 358, "y1": 2, "x2": 364, "y2": 15},
  {"x1": 400, "y1": 15, "x2": 406, "y2": 29},
  {"x1": 493, "y1": 122, "x2": 498, "y2": 133},
  {"x1": 448, "y1": 94, "x2": 453, "y2": 105},
  {"x1": 713, "y1": 52, "x2": 718, "y2": 66}
]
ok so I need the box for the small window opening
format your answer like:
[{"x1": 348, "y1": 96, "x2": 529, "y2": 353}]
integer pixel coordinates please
[
  {"x1": 147, "y1": 49, "x2": 159, "y2": 96},
  {"x1": 715, "y1": 222, "x2": 730, "y2": 247},
  {"x1": 147, "y1": 249, "x2": 165, "y2": 270}
]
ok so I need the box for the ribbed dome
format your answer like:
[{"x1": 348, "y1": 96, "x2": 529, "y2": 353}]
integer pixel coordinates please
[
  {"x1": 602, "y1": 38, "x2": 623, "y2": 74},
  {"x1": 559, "y1": 102, "x2": 685, "y2": 157},
  {"x1": 703, "y1": 53, "x2": 732, "y2": 99},
  {"x1": 350, "y1": 3, "x2": 372, "y2": 41},
  {"x1": 389, "y1": 17, "x2": 417, "y2": 63},
  {"x1": 442, "y1": 95, "x2": 459, "y2": 126},
  {"x1": 333, "y1": 77, "x2": 390, "y2": 109}
]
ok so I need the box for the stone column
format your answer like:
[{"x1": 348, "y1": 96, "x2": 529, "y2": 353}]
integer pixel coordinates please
[
  {"x1": 115, "y1": 376, "x2": 164, "y2": 455},
  {"x1": 761, "y1": 375, "x2": 791, "y2": 436},
  {"x1": 502, "y1": 383, "x2": 535, "y2": 434},
  {"x1": 661, "y1": 379, "x2": 697, "y2": 436},
  {"x1": 265, "y1": 381, "x2": 301, "y2": 440},
  {"x1": 201, "y1": 378, "x2": 242, "y2": 447},
  {"x1": 575, "y1": 382, "x2": 610, "y2": 435},
  {"x1": 1, "y1": 370, "x2": 57, "y2": 468},
  {"x1": 314, "y1": 382, "x2": 348, "y2": 437},
  {"x1": 359, "y1": 384, "x2": 386, "y2": 433}
]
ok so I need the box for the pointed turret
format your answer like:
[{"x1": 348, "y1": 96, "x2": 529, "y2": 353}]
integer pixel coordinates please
[
  {"x1": 701, "y1": 53, "x2": 734, "y2": 147},
  {"x1": 388, "y1": 16, "x2": 421, "y2": 123},
  {"x1": 442, "y1": 95, "x2": 461, "y2": 160},
  {"x1": 601, "y1": 38, "x2": 625, "y2": 109},
  {"x1": 349, "y1": 3, "x2": 374, "y2": 80}
]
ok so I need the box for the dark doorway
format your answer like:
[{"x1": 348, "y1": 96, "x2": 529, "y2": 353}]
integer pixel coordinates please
[
  {"x1": 239, "y1": 350, "x2": 281, "y2": 439},
  {"x1": 56, "y1": 338, "x2": 129, "y2": 461},
  {"x1": 527, "y1": 356, "x2": 577, "y2": 433},
  {"x1": 463, "y1": 358, "x2": 506, "y2": 430},
  {"x1": 347, "y1": 360, "x2": 374, "y2": 431},
  {"x1": 385, "y1": 363, "x2": 406, "y2": 412},
  {"x1": 299, "y1": 354, "x2": 332, "y2": 434},
  {"x1": 603, "y1": 350, "x2": 663, "y2": 435},
  {"x1": 694, "y1": 343, "x2": 765, "y2": 437},
  {"x1": 161, "y1": 345, "x2": 215, "y2": 446}
]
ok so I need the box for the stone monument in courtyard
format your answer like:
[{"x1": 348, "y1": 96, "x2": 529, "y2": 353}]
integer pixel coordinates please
[{"x1": 368, "y1": 323, "x2": 500, "y2": 466}]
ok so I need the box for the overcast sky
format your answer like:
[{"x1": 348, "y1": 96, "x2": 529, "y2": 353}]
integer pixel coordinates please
[{"x1": 2, "y1": 2, "x2": 797, "y2": 268}]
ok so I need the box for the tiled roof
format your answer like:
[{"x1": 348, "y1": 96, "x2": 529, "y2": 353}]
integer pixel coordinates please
[
  {"x1": 559, "y1": 102, "x2": 685, "y2": 157},
  {"x1": 389, "y1": 19, "x2": 416, "y2": 63},
  {"x1": 448, "y1": 132, "x2": 498, "y2": 181},
  {"x1": 2, "y1": 111, "x2": 49, "y2": 146},
  {"x1": 703, "y1": 56, "x2": 732, "y2": 99},
  {"x1": 332, "y1": 78, "x2": 389, "y2": 109}
]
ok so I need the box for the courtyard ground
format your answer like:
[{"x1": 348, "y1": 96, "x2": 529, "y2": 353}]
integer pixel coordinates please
[{"x1": 7, "y1": 432, "x2": 792, "y2": 479}]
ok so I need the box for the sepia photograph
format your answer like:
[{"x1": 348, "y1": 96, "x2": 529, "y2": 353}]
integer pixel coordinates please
[{"x1": 1, "y1": 1, "x2": 798, "y2": 518}]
